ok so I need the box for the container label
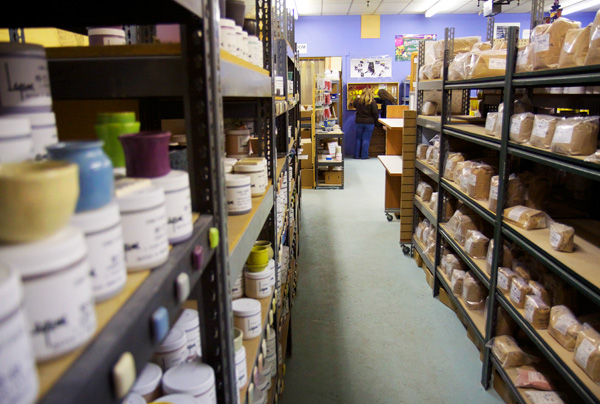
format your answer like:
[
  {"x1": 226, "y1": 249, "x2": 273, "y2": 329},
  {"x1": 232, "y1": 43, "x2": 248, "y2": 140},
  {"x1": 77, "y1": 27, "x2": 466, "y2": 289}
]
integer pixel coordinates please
[
  {"x1": 485, "y1": 114, "x2": 497, "y2": 132},
  {"x1": 465, "y1": 238, "x2": 474, "y2": 254},
  {"x1": 507, "y1": 206, "x2": 527, "y2": 222},
  {"x1": 516, "y1": 49, "x2": 528, "y2": 66},
  {"x1": 490, "y1": 185, "x2": 499, "y2": 200},
  {"x1": 226, "y1": 184, "x2": 252, "y2": 213},
  {"x1": 165, "y1": 188, "x2": 193, "y2": 240},
  {"x1": 489, "y1": 58, "x2": 506, "y2": 70},
  {"x1": 0, "y1": 56, "x2": 52, "y2": 109},
  {"x1": 553, "y1": 314, "x2": 578, "y2": 335},
  {"x1": 85, "y1": 223, "x2": 127, "y2": 299},
  {"x1": 575, "y1": 337, "x2": 596, "y2": 370},
  {"x1": 550, "y1": 228, "x2": 562, "y2": 248},
  {"x1": 553, "y1": 125, "x2": 573, "y2": 145},
  {"x1": 510, "y1": 282, "x2": 522, "y2": 304},
  {"x1": 122, "y1": 207, "x2": 169, "y2": 268},
  {"x1": 468, "y1": 173, "x2": 477, "y2": 187},
  {"x1": 510, "y1": 117, "x2": 522, "y2": 135},
  {"x1": 525, "y1": 297, "x2": 535, "y2": 322},
  {"x1": 525, "y1": 391, "x2": 565, "y2": 404},
  {"x1": 498, "y1": 272, "x2": 509, "y2": 291},
  {"x1": 532, "y1": 119, "x2": 550, "y2": 139},
  {"x1": 533, "y1": 34, "x2": 550, "y2": 53}
]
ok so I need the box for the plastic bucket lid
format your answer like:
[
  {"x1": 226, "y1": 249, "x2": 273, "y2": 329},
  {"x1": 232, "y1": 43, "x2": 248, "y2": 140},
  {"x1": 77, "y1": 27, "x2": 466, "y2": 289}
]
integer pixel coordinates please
[
  {"x1": 232, "y1": 298, "x2": 261, "y2": 317},
  {"x1": 156, "y1": 327, "x2": 186, "y2": 353},
  {"x1": 0, "y1": 226, "x2": 87, "y2": 278},
  {"x1": 0, "y1": 264, "x2": 22, "y2": 319},
  {"x1": 220, "y1": 18, "x2": 236, "y2": 27},
  {"x1": 132, "y1": 362, "x2": 163, "y2": 396},
  {"x1": 70, "y1": 201, "x2": 121, "y2": 233},
  {"x1": 88, "y1": 28, "x2": 126, "y2": 37},
  {"x1": 226, "y1": 173, "x2": 251, "y2": 187},
  {"x1": 116, "y1": 183, "x2": 165, "y2": 213},
  {"x1": 0, "y1": 117, "x2": 31, "y2": 138},
  {"x1": 162, "y1": 362, "x2": 215, "y2": 396},
  {"x1": 0, "y1": 42, "x2": 46, "y2": 56},
  {"x1": 175, "y1": 308, "x2": 199, "y2": 331},
  {"x1": 244, "y1": 266, "x2": 271, "y2": 279},
  {"x1": 151, "y1": 170, "x2": 190, "y2": 192}
]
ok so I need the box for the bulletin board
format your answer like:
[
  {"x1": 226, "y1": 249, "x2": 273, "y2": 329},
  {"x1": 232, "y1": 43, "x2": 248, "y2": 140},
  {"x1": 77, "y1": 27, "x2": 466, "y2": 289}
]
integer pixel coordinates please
[{"x1": 350, "y1": 56, "x2": 392, "y2": 78}]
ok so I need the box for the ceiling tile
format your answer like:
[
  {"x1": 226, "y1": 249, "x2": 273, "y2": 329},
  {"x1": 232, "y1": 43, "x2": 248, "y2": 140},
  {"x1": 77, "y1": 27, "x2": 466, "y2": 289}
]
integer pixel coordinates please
[
  {"x1": 401, "y1": 0, "x2": 439, "y2": 14},
  {"x1": 348, "y1": 0, "x2": 382, "y2": 14},
  {"x1": 297, "y1": 1, "x2": 322, "y2": 15},
  {"x1": 322, "y1": 2, "x2": 351, "y2": 14},
  {"x1": 454, "y1": 2, "x2": 482, "y2": 13},
  {"x1": 376, "y1": 3, "x2": 410, "y2": 14}
]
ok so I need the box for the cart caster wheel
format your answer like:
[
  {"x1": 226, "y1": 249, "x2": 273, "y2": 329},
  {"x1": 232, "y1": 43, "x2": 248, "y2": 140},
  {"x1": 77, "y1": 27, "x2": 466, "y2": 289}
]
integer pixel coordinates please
[
  {"x1": 402, "y1": 245, "x2": 411, "y2": 255},
  {"x1": 386, "y1": 213, "x2": 393, "y2": 222}
]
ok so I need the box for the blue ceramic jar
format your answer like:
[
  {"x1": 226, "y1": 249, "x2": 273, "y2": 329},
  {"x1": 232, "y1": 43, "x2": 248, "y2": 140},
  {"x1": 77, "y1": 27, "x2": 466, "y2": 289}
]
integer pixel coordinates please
[{"x1": 47, "y1": 141, "x2": 113, "y2": 212}]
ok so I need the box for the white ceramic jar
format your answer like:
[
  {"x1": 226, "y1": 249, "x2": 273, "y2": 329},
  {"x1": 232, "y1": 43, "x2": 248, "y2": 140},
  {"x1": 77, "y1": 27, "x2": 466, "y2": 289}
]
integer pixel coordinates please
[
  {"x1": 226, "y1": 174, "x2": 252, "y2": 215},
  {"x1": 219, "y1": 19, "x2": 237, "y2": 54},
  {"x1": 154, "y1": 326, "x2": 188, "y2": 371},
  {"x1": 233, "y1": 298, "x2": 262, "y2": 340},
  {"x1": 174, "y1": 308, "x2": 201, "y2": 361},
  {"x1": 70, "y1": 201, "x2": 127, "y2": 302},
  {"x1": 0, "y1": 264, "x2": 38, "y2": 404},
  {"x1": 253, "y1": 388, "x2": 266, "y2": 404},
  {"x1": 244, "y1": 264, "x2": 273, "y2": 299},
  {"x1": 265, "y1": 352, "x2": 277, "y2": 378},
  {"x1": 232, "y1": 273, "x2": 244, "y2": 299},
  {"x1": 235, "y1": 344, "x2": 248, "y2": 390},
  {"x1": 0, "y1": 226, "x2": 96, "y2": 361},
  {"x1": 4, "y1": 112, "x2": 56, "y2": 160},
  {"x1": 234, "y1": 158, "x2": 267, "y2": 196},
  {"x1": 0, "y1": 117, "x2": 33, "y2": 163},
  {"x1": 0, "y1": 43, "x2": 52, "y2": 114},
  {"x1": 131, "y1": 362, "x2": 163, "y2": 402},
  {"x1": 162, "y1": 362, "x2": 217, "y2": 404},
  {"x1": 151, "y1": 170, "x2": 193, "y2": 244},
  {"x1": 116, "y1": 181, "x2": 169, "y2": 271}
]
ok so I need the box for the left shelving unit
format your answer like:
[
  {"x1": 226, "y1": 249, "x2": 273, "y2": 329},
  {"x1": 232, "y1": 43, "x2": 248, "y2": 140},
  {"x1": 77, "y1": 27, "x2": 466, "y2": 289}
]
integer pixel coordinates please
[{"x1": 0, "y1": 1, "x2": 236, "y2": 403}]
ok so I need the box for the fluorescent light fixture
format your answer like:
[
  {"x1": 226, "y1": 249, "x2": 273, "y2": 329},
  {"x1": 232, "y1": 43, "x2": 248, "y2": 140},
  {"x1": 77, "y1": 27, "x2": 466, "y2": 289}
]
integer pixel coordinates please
[
  {"x1": 562, "y1": 0, "x2": 600, "y2": 15},
  {"x1": 425, "y1": 0, "x2": 444, "y2": 18}
]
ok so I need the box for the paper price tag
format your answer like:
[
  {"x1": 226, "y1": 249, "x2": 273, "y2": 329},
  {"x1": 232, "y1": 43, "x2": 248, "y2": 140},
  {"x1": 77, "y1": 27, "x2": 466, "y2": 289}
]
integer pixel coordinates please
[
  {"x1": 532, "y1": 119, "x2": 550, "y2": 138},
  {"x1": 553, "y1": 314, "x2": 578, "y2": 335},
  {"x1": 553, "y1": 125, "x2": 574, "y2": 144},
  {"x1": 498, "y1": 273, "x2": 509, "y2": 291},
  {"x1": 575, "y1": 338, "x2": 596, "y2": 369},
  {"x1": 510, "y1": 282, "x2": 522, "y2": 304},
  {"x1": 510, "y1": 118, "x2": 522, "y2": 135},
  {"x1": 533, "y1": 34, "x2": 550, "y2": 53},
  {"x1": 507, "y1": 206, "x2": 527, "y2": 222},
  {"x1": 489, "y1": 58, "x2": 506, "y2": 70}
]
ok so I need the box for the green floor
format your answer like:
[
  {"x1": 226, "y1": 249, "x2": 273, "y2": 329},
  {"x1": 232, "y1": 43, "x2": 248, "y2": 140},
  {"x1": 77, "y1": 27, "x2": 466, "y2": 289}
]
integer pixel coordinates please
[{"x1": 282, "y1": 158, "x2": 502, "y2": 404}]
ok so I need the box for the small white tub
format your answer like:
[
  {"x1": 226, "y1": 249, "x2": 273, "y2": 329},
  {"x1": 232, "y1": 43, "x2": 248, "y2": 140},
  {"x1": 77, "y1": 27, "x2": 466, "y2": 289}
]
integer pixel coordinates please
[
  {"x1": 162, "y1": 362, "x2": 217, "y2": 404},
  {"x1": 151, "y1": 170, "x2": 193, "y2": 244},
  {"x1": 131, "y1": 362, "x2": 163, "y2": 402},
  {"x1": 0, "y1": 117, "x2": 33, "y2": 163},
  {"x1": 232, "y1": 298, "x2": 262, "y2": 340},
  {"x1": 3, "y1": 112, "x2": 56, "y2": 159},
  {"x1": 244, "y1": 264, "x2": 273, "y2": 299},
  {"x1": 88, "y1": 28, "x2": 127, "y2": 46},
  {"x1": 219, "y1": 19, "x2": 237, "y2": 54},
  {"x1": 154, "y1": 326, "x2": 188, "y2": 371},
  {"x1": 234, "y1": 158, "x2": 267, "y2": 196},
  {"x1": 226, "y1": 174, "x2": 252, "y2": 215},
  {"x1": 174, "y1": 308, "x2": 201, "y2": 361}
]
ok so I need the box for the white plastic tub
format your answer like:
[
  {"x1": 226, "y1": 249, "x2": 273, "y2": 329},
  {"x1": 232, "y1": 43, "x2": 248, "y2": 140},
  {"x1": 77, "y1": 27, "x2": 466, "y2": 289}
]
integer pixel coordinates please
[
  {"x1": 154, "y1": 326, "x2": 188, "y2": 371},
  {"x1": 232, "y1": 298, "x2": 261, "y2": 339},
  {"x1": 225, "y1": 174, "x2": 252, "y2": 215},
  {"x1": 244, "y1": 264, "x2": 273, "y2": 299},
  {"x1": 88, "y1": 28, "x2": 127, "y2": 46},
  {"x1": 131, "y1": 362, "x2": 163, "y2": 402},
  {"x1": 162, "y1": 362, "x2": 217, "y2": 404},
  {"x1": 234, "y1": 158, "x2": 267, "y2": 196},
  {"x1": 151, "y1": 170, "x2": 193, "y2": 244},
  {"x1": 174, "y1": 308, "x2": 201, "y2": 361},
  {"x1": 0, "y1": 117, "x2": 33, "y2": 163},
  {"x1": 3, "y1": 112, "x2": 56, "y2": 159}
]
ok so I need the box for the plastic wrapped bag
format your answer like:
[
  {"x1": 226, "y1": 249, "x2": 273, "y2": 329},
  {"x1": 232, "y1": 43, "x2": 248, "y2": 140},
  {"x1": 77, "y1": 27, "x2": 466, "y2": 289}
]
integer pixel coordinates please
[
  {"x1": 574, "y1": 323, "x2": 600, "y2": 382},
  {"x1": 485, "y1": 239, "x2": 514, "y2": 275},
  {"x1": 512, "y1": 260, "x2": 532, "y2": 283},
  {"x1": 444, "y1": 152, "x2": 465, "y2": 180},
  {"x1": 416, "y1": 181, "x2": 433, "y2": 202},
  {"x1": 463, "y1": 271, "x2": 485, "y2": 310},
  {"x1": 515, "y1": 368, "x2": 553, "y2": 391},
  {"x1": 585, "y1": 10, "x2": 600, "y2": 66},
  {"x1": 504, "y1": 205, "x2": 548, "y2": 230},
  {"x1": 488, "y1": 174, "x2": 525, "y2": 212},
  {"x1": 525, "y1": 295, "x2": 551, "y2": 329},
  {"x1": 550, "y1": 222, "x2": 575, "y2": 253},
  {"x1": 459, "y1": 161, "x2": 476, "y2": 192},
  {"x1": 532, "y1": 18, "x2": 581, "y2": 70},
  {"x1": 530, "y1": 115, "x2": 559, "y2": 149},
  {"x1": 550, "y1": 116, "x2": 599, "y2": 156},
  {"x1": 448, "y1": 52, "x2": 471, "y2": 81},
  {"x1": 516, "y1": 44, "x2": 534, "y2": 73},
  {"x1": 548, "y1": 305, "x2": 581, "y2": 351},
  {"x1": 417, "y1": 144, "x2": 430, "y2": 160},
  {"x1": 558, "y1": 26, "x2": 591, "y2": 68},
  {"x1": 442, "y1": 253, "x2": 463, "y2": 278},
  {"x1": 466, "y1": 162, "x2": 495, "y2": 200},
  {"x1": 529, "y1": 280, "x2": 552, "y2": 306},
  {"x1": 584, "y1": 149, "x2": 600, "y2": 162},
  {"x1": 465, "y1": 230, "x2": 489, "y2": 260},
  {"x1": 428, "y1": 192, "x2": 438, "y2": 212},
  {"x1": 510, "y1": 113, "x2": 535, "y2": 144},
  {"x1": 510, "y1": 277, "x2": 532, "y2": 309},
  {"x1": 467, "y1": 50, "x2": 507, "y2": 79},
  {"x1": 485, "y1": 112, "x2": 499, "y2": 137},
  {"x1": 524, "y1": 391, "x2": 565, "y2": 404},
  {"x1": 490, "y1": 335, "x2": 535, "y2": 368},
  {"x1": 497, "y1": 267, "x2": 516, "y2": 294},
  {"x1": 451, "y1": 269, "x2": 466, "y2": 295},
  {"x1": 421, "y1": 101, "x2": 437, "y2": 116},
  {"x1": 472, "y1": 41, "x2": 492, "y2": 52}
]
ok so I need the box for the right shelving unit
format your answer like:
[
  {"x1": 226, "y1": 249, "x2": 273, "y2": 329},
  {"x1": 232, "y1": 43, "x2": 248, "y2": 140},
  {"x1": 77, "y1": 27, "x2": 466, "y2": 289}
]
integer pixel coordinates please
[{"x1": 414, "y1": 23, "x2": 600, "y2": 404}]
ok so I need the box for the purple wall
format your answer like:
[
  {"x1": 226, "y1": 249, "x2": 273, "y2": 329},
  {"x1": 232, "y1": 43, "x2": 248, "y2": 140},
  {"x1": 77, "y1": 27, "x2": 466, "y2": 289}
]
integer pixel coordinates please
[{"x1": 296, "y1": 11, "x2": 597, "y2": 155}]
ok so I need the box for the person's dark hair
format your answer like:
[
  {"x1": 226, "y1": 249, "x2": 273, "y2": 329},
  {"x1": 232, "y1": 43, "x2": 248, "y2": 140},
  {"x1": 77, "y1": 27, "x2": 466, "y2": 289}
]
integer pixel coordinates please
[{"x1": 377, "y1": 89, "x2": 397, "y2": 104}]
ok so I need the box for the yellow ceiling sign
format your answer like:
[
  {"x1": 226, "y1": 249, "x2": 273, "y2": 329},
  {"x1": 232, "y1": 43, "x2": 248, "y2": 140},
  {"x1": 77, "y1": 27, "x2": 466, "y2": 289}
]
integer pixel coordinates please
[{"x1": 361, "y1": 15, "x2": 380, "y2": 39}]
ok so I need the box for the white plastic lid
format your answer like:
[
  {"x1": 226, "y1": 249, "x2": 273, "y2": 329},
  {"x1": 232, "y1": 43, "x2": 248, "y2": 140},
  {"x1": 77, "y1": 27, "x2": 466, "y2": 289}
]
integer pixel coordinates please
[
  {"x1": 116, "y1": 182, "x2": 165, "y2": 213},
  {"x1": 232, "y1": 298, "x2": 261, "y2": 317},
  {"x1": 70, "y1": 201, "x2": 120, "y2": 233},
  {"x1": 151, "y1": 170, "x2": 190, "y2": 192},
  {"x1": 0, "y1": 42, "x2": 46, "y2": 56},
  {"x1": 88, "y1": 28, "x2": 126, "y2": 37},
  {"x1": 132, "y1": 362, "x2": 163, "y2": 396},
  {"x1": 223, "y1": 157, "x2": 238, "y2": 166},
  {"x1": 156, "y1": 327, "x2": 186, "y2": 353},
  {"x1": 155, "y1": 394, "x2": 198, "y2": 404},
  {"x1": 259, "y1": 364, "x2": 271, "y2": 378},
  {"x1": 225, "y1": 173, "x2": 251, "y2": 187},
  {"x1": 244, "y1": 266, "x2": 272, "y2": 279},
  {"x1": 0, "y1": 226, "x2": 87, "y2": 278},
  {"x1": 0, "y1": 117, "x2": 31, "y2": 138},
  {"x1": 234, "y1": 163, "x2": 264, "y2": 173},
  {"x1": 242, "y1": 32, "x2": 248, "y2": 38},
  {"x1": 0, "y1": 264, "x2": 23, "y2": 319},
  {"x1": 220, "y1": 18, "x2": 236, "y2": 28},
  {"x1": 162, "y1": 362, "x2": 216, "y2": 396},
  {"x1": 174, "y1": 308, "x2": 199, "y2": 331},
  {"x1": 123, "y1": 393, "x2": 146, "y2": 404},
  {"x1": 234, "y1": 26, "x2": 243, "y2": 33},
  {"x1": 3, "y1": 112, "x2": 56, "y2": 127}
]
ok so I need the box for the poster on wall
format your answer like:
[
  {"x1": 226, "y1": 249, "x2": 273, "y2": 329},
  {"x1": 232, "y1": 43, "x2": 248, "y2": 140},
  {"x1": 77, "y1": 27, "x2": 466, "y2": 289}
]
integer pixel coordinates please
[
  {"x1": 350, "y1": 56, "x2": 392, "y2": 78},
  {"x1": 395, "y1": 34, "x2": 436, "y2": 61},
  {"x1": 494, "y1": 23, "x2": 520, "y2": 40}
]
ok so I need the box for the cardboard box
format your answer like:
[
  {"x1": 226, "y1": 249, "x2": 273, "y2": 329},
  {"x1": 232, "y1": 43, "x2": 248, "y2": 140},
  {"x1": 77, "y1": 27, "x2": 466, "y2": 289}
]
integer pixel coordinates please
[
  {"x1": 299, "y1": 139, "x2": 313, "y2": 169},
  {"x1": 301, "y1": 169, "x2": 314, "y2": 189},
  {"x1": 300, "y1": 109, "x2": 313, "y2": 118},
  {"x1": 438, "y1": 288, "x2": 456, "y2": 312},
  {"x1": 324, "y1": 170, "x2": 342, "y2": 185},
  {"x1": 301, "y1": 129, "x2": 311, "y2": 139}
]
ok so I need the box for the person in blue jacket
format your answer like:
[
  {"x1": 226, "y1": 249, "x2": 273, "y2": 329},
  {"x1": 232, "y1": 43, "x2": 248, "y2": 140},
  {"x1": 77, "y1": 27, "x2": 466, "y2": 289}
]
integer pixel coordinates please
[
  {"x1": 352, "y1": 88, "x2": 379, "y2": 159},
  {"x1": 375, "y1": 89, "x2": 397, "y2": 119}
]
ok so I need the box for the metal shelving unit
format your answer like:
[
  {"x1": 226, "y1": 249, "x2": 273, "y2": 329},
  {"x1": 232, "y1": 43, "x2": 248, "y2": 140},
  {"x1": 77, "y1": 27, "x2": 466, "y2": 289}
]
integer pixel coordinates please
[
  {"x1": 1, "y1": 1, "x2": 301, "y2": 403},
  {"x1": 413, "y1": 24, "x2": 600, "y2": 404}
]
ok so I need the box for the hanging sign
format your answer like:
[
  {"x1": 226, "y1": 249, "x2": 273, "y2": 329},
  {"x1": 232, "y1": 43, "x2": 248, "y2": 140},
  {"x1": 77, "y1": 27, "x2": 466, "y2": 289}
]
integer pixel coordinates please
[
  {"x1": 395, "y1": 34, "x2": 436, "y2": 61},
  {"x1": 297, "y1": 43, "x2": 308, "y2": 54},
  {"x1": 350, "y1": 56, "x2": 392, "y2": 78}
]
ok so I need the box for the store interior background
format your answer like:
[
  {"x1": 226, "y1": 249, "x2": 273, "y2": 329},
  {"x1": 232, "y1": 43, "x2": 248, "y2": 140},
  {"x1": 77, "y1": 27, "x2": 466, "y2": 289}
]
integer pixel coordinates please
[{"x1": 295, "y1": 11, "x2": 597, "y2": 155}]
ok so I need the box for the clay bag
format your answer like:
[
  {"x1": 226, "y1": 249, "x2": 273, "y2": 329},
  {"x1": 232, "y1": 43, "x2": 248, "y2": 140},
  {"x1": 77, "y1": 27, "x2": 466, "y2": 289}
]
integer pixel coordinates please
[
  {"x1": 525, "y1": 295, "x2": 551, "y2": 330},
  {"x1": 516, "y1": 44, "x2": 534, "y2": 73},
  {"x1": 550, "y1": 222, "x2": 575, "y2": 253},
  {"x1": 510, "y1": 277, "x2": 532, "y2": 309},
  {"x1": 493, "y1": 335, "x2": 529, "y2": 368},
  {"x1": 468, "y1": 50, "x2": 507, "y2": 79},
  {"x1": 530, "y1": 115, "x2": 559, "y2": 149},
  {"x1": 585, "y1": 10, "x2": 600, "y2": 66},
  {"x1": 463, "y1": 271, "x2": 485, "y2": 310},
  {"x1": 444, "y1": 153, "x2": 465, "y2": 181},
  {"x1": 574, "y1": 324, "x2": 600, "y2": 382},
  {"x1": 550, "y1": 116, "x2": 600, "y2": 156},
  {"x1": 466, "y1": 162, "x2": 495, "y2": 200},
  {"x1": 510, "y1": 113, "x2": 535, "y2": 144},
  {"x1": 417, "y1": 144, "x2": 429, "y2": 160},
  {"x1": 448, "y1": 52, "x2": 470, "y2": 81},
  {"x1": 504, "y1": 206, "x2": 548, "y2": 230},
  {"x1": 532, "y1": 18, "x2": 581, "y2": 70},
  {"x1": 548, "y1": 305, "x2": 581, "y2": 351},
  {"x1": 558, "y1": 26, "x2": 591, "y2": 68},
  {"x1": 485, "y1": 112, "x2": 500, "y2": 137},
  {"x1": 465, "y1": 230, "x2": 489, "y2": 260},
  {"x1": 497, "y1": 267, "x2": 517, "y2": 294}
]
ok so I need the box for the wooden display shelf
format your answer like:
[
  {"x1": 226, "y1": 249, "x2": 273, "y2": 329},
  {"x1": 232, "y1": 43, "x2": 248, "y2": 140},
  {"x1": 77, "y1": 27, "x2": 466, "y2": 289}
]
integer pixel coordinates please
[
  {"x1": 378, "y1": 155, "x2": 403, "y2": 176},
  {"x1": 499, "y1": 291, "x2": 600, "y2": 401},
  {"x1": 414, "y1": 194, "x2": 437, "y2": 225},
  {"x1": 276, "y1": 157, "x2": 287, "y2": 182},
  {"x1": 437, "y1": 267, "x2": 486, "y2": 338},
  {"x1": 228, "y1": 183, "x2": 273, "y2": 254},
  {"x1": 239, "y1": 291, "x2": 276, "y2": 402},
  {"x1": 504, "y1": 219, "x2": 600, "y2": 292},
  {"x1": 439, "y1": 223, "x2": 491, "y2": 285},
  {"x1": 416, "y1": 158, "x2": 438, "y2": 175},
  {"x1": 509, "y1": 140, "x2": 596, "y2": 165},
  {"x1": 38, "y1": 213, "x2": 201, "y2": 399},
  {"x1": 494, "y1": 363, "x2": 538, "y2": 404},
  {"x1": 446, "y1": 122, "x2": 500, "y2": 143},
  {"x1": 378, "y1": 118, "x2": 404, "y2": 130}
]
